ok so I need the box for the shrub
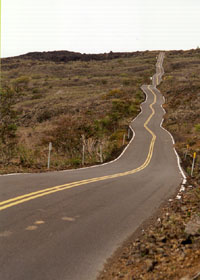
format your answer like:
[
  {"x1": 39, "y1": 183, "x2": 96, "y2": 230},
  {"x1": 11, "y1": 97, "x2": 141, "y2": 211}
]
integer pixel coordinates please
[
  {"x1": 120, "y1": 73, "x2": 128, "y2": 77},
  {"x1": 101, "y1": 79, "x2": 107, "y2": 85},
  {"x1": 195, "y1": 124, "x2": 200, "y2": 132},
  {"x1": 0, "y1": 87, "x2": 18, "y2": 144},
  {"x1": 32, "y1": 74, "x2": 41, "y2": 79},
  {"x1": 37, "y1": 110, "x2": 53, "y2": 122},
  {"x1": 94, "y1": 117, "x2": 112, "y2": 134},
  {"x1": 12, "y1": 76, "x2": 30, "y2": 90},
  {"x1": 32, "y1": 88, "x2": 39, "y2": 93},
  {"x1": 110, "y1": 130, "x2": 124, "y2": 141},
  {"x1": 128, "y1": 104, "x2": 138, "y2": 114},
  {"x1": 31, "y1": 93, "x2": 43, "y2": 100},
  {"x1": 70, "y1": 158, "x2": 81, "y2": 167},
  {"x1": 18, "y1": 145, "x2": 36, "y2": 167},
  {"x1": 103, "y1": 88, "x2": 124, "y2": 99},
  {"x1": 122, "y1": 79, "x2": 131, "y2": 86}
]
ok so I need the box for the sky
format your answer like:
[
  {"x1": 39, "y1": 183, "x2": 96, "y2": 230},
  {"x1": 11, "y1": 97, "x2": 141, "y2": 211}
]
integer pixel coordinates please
[{"x1": 2, "y1": 0, "x2": 200, "y2": 58}]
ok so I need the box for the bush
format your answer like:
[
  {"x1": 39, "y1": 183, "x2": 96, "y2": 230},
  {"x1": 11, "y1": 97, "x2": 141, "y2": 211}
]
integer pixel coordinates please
[
  {"x1": 31, "y1": 93, "x2": 43, "y2": 100},
  {"x1": 103, "y1": 88, "x2": 124, "y2": 99},
  {"x1": 110, "y1": 130, "x2": 124, "y2": 141},
  {"x1": 101, "y1": 79, "x2": 107, "y2": 85},
  {"x1": 12, "y1": 76, "x2": 30, "y2": 90},
  {"x1": 32, "y1": 88, "x2": 39, "y2": 93},
  {"x1": 32, "y1": 74, "x2": 41, "y2": 79},
  {"x1": 37, "y1": 110, "x2": 53, "y2": 122},
  {"x1": 70, "y1": 158, "x2": 81, "y2": 167},
  {"x1": 94, "y1": 117, "x2": 113, "y2": 135},
  {"x1": 195, "y1": 124, "x2": 200, "y2": 132},
  {"x1": 122, "y1": 79, "x2": 131, "y2": 86},
  {"x1": 0, "y1": 87, "x2": 18, "y2": 144},
  {"x1": 43, "y1": 116, "x2": 84, "y2": 156},
  {"x1": 128, "y1": 104, "x2": 138, "y2": 114},
  {"x1": 18, "y1": 145, "x2": 36, "y2": 167}
]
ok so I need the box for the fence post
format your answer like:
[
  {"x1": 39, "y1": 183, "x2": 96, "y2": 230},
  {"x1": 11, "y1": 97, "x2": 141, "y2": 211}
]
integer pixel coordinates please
[
  {"x1": 191, "y1": 152, "x2": 196, "y2": 177},
  {"x1": 82, "y1": 143, "x2": 85, "y2": 166},
  {"x1": 100, "y1": 143, "x2": 103, "y2": 163},
  {"x1": 184, "y1": 144, "x2": 189, "y2": 160},
  {"x1": 123, "y1": 134, "x2": 126, "y2": 145},
  {"x1": 47, "y1": 142, "x2": 52, "y2": 169},
  {"x1": 128, "y1": 128, "x2": 131, "y2": 140}
]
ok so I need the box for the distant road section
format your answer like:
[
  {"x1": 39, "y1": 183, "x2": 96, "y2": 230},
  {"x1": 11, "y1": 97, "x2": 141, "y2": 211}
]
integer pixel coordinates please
[{"x1": 0, "y1": 52, "x2": 183, "y2": 280}]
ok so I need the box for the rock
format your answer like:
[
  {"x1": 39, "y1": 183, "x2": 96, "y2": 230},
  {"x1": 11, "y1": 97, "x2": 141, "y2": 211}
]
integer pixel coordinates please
[
  {"x1": 145, "y1": 259, "x2": 157, "y2": 272},
  {"x1": 156, "y1": 247, "x2": 165, "y2": 254},
  {"x1": 181, "y1": 236, "x2": 192, "y2": 245},
  {"x1": 126, "y1": 260, "x2": 133, "y2": 266},
  {"x1": 181, "y1": 206, "x2": 188, "y2": 211},
  {"x1": 177, "y1": 254, "x2": 185, "y2": 262},
  {"x1": 157, "y1": 236, "x2": 167, "y2": 243},
  {"x1": 180, "y1": 185, "x2": 186, "y2": 192},
  {"x1": 121, "y1": 255, "x2": 129, "y2": 260},
  {"x1": 185, "y1": 215, "x2": 200, "y2": 236},
  {"x1": 180, "y1": 276, "x2": 191, "y2": 280}
]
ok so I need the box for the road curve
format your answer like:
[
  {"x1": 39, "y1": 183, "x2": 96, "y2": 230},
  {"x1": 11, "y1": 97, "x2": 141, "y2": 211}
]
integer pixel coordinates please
[{"x1": 0, "y1": 53, "x2": 183, "y2": 280}]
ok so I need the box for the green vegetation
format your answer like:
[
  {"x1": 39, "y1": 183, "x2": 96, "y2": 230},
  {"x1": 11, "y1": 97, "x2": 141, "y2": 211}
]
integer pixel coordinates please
[{"x1": 195, "y1": 124, "x2": 200, "y2": 132}]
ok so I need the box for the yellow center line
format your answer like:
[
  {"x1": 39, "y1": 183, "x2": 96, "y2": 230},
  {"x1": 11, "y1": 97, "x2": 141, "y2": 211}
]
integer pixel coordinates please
[
  {"x1": 0, "y1": 86, "x2": 157, "y2": 212},
  {"x1": 156, "y1": 73, "x2": 159, "y2": 85}
]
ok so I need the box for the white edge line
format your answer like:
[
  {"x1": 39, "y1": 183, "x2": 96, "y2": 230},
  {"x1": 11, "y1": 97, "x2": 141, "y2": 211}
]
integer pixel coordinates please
[
  {"x1": 1, "y1": 88, "x2": 149, "y2": 177},
  {"x1": 151, "y1": 53, "x2": 187, "y2": 187},
  {"x1": 158, "y1": 85, "x2": 187, "y2": 185}
]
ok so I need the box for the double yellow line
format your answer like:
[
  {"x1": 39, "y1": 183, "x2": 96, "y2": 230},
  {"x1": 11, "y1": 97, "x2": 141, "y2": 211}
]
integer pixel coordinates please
[{"x1": 0, "y1": 86, "x2": 157, "y2": 212}]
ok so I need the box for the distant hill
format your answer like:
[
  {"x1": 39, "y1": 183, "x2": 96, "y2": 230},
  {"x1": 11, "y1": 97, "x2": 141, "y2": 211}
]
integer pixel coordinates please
[{"x1": 3, "y1": 50, "x2": 145, "y2": 63}]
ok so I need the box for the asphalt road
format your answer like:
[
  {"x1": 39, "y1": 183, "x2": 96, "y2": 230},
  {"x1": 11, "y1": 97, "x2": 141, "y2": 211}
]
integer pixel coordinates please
[{"x1": 0, "y1": 52, "x2": 183, "y2": 280}]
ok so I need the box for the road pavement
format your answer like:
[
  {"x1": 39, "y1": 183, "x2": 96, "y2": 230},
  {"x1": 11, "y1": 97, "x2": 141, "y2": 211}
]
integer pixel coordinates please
[{"x1": 0, "y1": 52, "x2": 183, "y2": 280}]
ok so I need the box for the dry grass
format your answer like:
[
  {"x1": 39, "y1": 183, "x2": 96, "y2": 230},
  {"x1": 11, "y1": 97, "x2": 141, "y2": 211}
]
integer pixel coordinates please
[
  {"x1": 1, "y1": 51, "x2": 157, "y2": 173},
  {"x1": 160, "y1": 48, "x2": 200, "y2": 181}
]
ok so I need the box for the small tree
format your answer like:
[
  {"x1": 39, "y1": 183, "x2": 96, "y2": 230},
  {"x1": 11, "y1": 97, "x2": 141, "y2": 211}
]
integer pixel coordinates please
[{"x1": 0, "y1": 87, "x2": 19, "y2": 164}]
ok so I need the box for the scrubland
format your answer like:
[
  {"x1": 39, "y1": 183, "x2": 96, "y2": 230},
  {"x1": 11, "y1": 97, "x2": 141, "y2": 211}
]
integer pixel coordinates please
[
  {"x1": 1, "y1": 50, "x2": 157, "y2": 173},
  {"x1": 160, "y1": 48, "x2": 200, "y2": 182}
]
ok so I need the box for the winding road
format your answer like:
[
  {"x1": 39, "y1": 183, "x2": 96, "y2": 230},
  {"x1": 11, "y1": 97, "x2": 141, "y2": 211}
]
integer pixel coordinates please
[{"x1": 0, "y1": 52, "x2": 184, "y2": 280}]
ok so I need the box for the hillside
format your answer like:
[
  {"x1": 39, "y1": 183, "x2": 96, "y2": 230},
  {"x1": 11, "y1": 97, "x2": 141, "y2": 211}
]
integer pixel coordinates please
[
  {"x1": 1, "y1": 50, "x2": 157, "y2": 173},
  {"x1": 161, "y1": 49, "x2": 200, "y2": 182}
]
